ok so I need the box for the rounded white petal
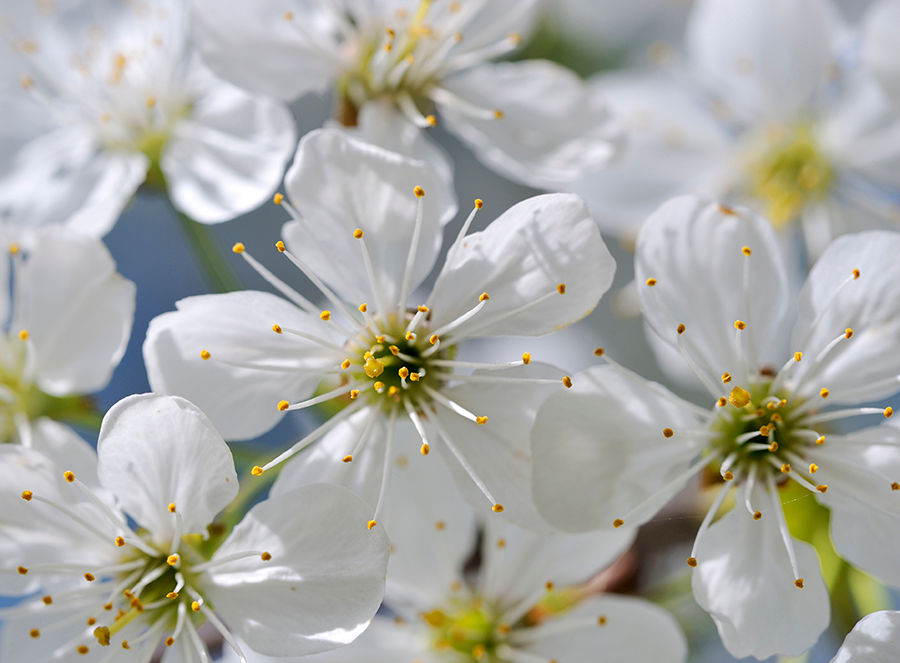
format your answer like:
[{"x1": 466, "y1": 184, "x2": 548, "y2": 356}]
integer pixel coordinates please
[
  {"x1": 831, "y1": 610, "x2": 900, "y2": 662},
  {"x1": 428, "y1": 193, "x2": 614, "y2": 340},
  {"x1": 635, "y1": 195, "x2": 791, "y2": 390},
  {"x1": 532, "y1": 364, "x2": 706, "y2": 532},
  {"x1": 162, "y1": 61, "x2": 296, "y2": 224},
  {"x1": 203, "y1": 483, "x2": 389, "y2": 657},
  {"x1": 29, "y1": 418, "x2": 103, "y2": 489},
  {"x1": 830, "y1": 508, "x2": 900, "y2": 590},
  {"x1": 18, "y1": 228, "x2": 135, "y2": 396},
  {"x1": 517, "y1": 595, "x2": 687, "y2": 663},
  {"x1": 144, "y1": 291, "x2": 335, "y2": 440},
  {"x1": 440, "y1": 0, "x2": 542, "y2": 55},
  {"x1": 438, "y1": 60, "x2": 620, "y2": 189},
  {"x1": 189, "y1": 0, "x2": 340, "y2": 100},
  {"x1": 686, "y1": 0, "x2": 841, "y2": 122},
  {"x1": 96, "y1": 394, "x2": 238, "y2": 543},
  {"x1": 692, "y1": 485, "x2": 829, "y2": 659},
  {"x1": 862, "y1": 0, "x2": 900, "y2": 108},
  {"x1": 283, "y1": 129, "x2": 453, "y2": 309},
  {"x1": 789, "y1": 231, "x2": 900, "y2": 403}
]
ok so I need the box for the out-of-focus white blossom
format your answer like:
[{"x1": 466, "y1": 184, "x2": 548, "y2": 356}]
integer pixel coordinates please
[
  {"x1": 862, "y1": 0, "x2": 900, "y2": 108},
  {"x1": 831, "y1": 611, "x2": 900, "y2": 662}
]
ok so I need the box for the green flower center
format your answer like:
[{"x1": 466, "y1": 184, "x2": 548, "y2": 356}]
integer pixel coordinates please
[{"x1": 423, "y1": 598, "x2": 502, "y2": 662}]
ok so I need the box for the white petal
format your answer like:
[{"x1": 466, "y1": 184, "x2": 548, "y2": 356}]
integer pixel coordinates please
[
  {"x1": 18, "y1": 228, "x2": 135, "y2": 396},
  {"x1": 789, "y1": 231, "x2": 900, "y2": 403},
  {"x1": 96, "y1": 394, "x2": 238, "y2": 543},
  {"x1": 29, "y1": 418, "x2": 103, "y2": 490},
  {"x1": 189, "y1": 0, "x2": 340, "y2": 101},
  {"x1": 144, "y1": 291, "x2": 335, "y2": 440},
  {"x1": 202, "y1": 483, "x2": 389, "y2": 657},
  {"x1": 438, "y1": 60, "x2": 620, "y2": 189},
  {"x1": 162, "y1": 61, "x2": 295, "y2": 223},
  {"x1": 282, "y1": 129, "x2": 453, "y2": 308},
  {"x1": 830, "y1": 508, "x2": 900, "y2": 590},
  {"x1": 532, "y1": 364, "x2": 706, "y2": 532},
  {"x1": 517, "y1": 595, "x2": 687, "y2": 663},
  {"x1": 428, "y1": 193, "x2": 614, "y2": 340},
  {"x1": 480, "y1": 519, "x2": 634, "y2": 608},
  {"x1": 831, "y1": 610, "x2": 900, "y2": 662},
  {"x1": 692, "y1": 485, "x2": 829, "y2": 659},
  {"x1": 862, "y1": 0, "x2": 900, "y2": 108},
  {"x1": 442, "y1": 0, "x2": 542, "y2": 55},
  {"x1": 635, "y1": 195, "x2": 791, "y2": 391},
  {"x1": 686, "y1": 0, "x2": 841, "y2": 123}
]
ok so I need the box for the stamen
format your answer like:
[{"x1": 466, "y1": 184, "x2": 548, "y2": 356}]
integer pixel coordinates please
[
  {"x1": 803, "y1": 407, "x2": 892, "y2": 424},
  {"x1": 234, "y1": 246, "x2": 315, "y2": 311},
  {"x1": 371, "y1": 410, "x2": 398, "y2": 526},
  {"x1": 427, "y1": 200, "x2": 483, "y2": 308},
  {"x1": 278, "y1": 382, "x2": 363, "y2": 412},
  {"x1": 430, "y1": 296, "x2": 488, "y2": 338},
  {"x1": 422, "y1": 383, "x2": 484, "y2": 424},
  {"x1": 403, "y1": 398, "x2": 432, "y2": 456},
  {"x1": 276, "y1": 243, "x2": 362, "y2": 327},
  {"x1": 354, "y1": 232, "x2": 391, "y2": 315},
  {"x1": 397, "y1": 187, "x2": 426, "y2": 313},
  {"x1": 765, "y1": 474, "x2": 804, "y2": 587},
  {"x1": 688, "y1": 481, "x2": 733, "y2": 564}
]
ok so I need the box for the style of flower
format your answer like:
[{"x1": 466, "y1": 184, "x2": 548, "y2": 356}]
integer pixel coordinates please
[
  {"x1": 571, "y1": 0, "x2": 900, "y2": 258},
  {"x1": 0, "y1": 225, "x2": 134, "y2": 453},
  {"x1": 143, "y1": 127, "x2": 615, "y2": 530},
  {"x1": 831, "y1": 611, "x2": 900, "y2": 662},
  {"x1": 0, "y1": 393, "x2": 390, "y2": 661},
  {"x1": 188, "y1": 0, "x2": 619, "y2": 190},
  {"x1": 0, "y1": 0, "x2": 295, "y2": 235},
  {"x1": 223, "y1": 446, "x2": 687, "y2": 663},
  {"x1": 532, "y1": 195, "x2": 900, "y2": 659}
]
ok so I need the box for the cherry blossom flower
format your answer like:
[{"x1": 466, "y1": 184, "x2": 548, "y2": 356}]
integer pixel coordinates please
[
  {"x1": 532, "y1": 196, "x2": 900, "y2": 659},
  {"x1": 0, "y1": 0, "x2": 295, "y2": 235},
  {"x1": 0, "y1": 393, "x2": 390, "y2": 662},
  {"x1": 143, "y1": 128, "x2": 615, "y2": 529}
]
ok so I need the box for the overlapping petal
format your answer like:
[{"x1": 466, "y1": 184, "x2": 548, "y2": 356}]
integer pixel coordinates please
[{"x1": 831, "y1": 610, "x2": 900, "y2": 662}]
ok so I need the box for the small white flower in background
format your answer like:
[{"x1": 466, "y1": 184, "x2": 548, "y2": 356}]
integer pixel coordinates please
[
  {"x1": 0, "y1": 393, "x2": 390, "y2": 662},
  {"x1": 0, "y1": 226, "x2": 133, "y2": 455},
  {"x1": 862, "y1": 0, "x2": 900, "y2": 108},
  {"x1": 532, "y1": 196, "x2": 900, "y2": 659},
  {"x1": 0, "y1": 0, "x2": 295, "y2": 235},
  {"x1": 188, "y1": 0, "x2": 620, "y2": 190},
  {"x1": 831, "y1": 611, "x2": 900, "y2": 662},
  {"x1": 221, "y1": 450, "x2": 687, "y2": 663},
  {"x1": 143, "y1": 128, "x2": 615, "y2": 530},
  {"x1": 571, "y1": 0, "x2": 900, "y2": 258}
]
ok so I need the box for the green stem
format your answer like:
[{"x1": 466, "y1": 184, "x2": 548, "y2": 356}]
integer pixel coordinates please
[{"x1": 173, "y1": 210, "x2": 242, "y2": 293}]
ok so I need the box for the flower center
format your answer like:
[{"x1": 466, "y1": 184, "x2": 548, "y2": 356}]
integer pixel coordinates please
[
  {"x1": 746, "y1": 123, "x2": 832, "y2": 228},
  {"x1": 423, "y1": 598, "x2": 502, "y2": 662}
]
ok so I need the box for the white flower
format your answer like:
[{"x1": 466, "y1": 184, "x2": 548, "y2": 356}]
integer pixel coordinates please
[
  {"x1": 0, "y1": 393, "x2": 390, "y2": 661},
  {"x1": 571, "y1": 0, "x2": 900, "y2": 258},
  {"x1": 143, "y1": 128, "x2": 615, "y2": 530},
  {"x1": 831, "y1": 611, "x2": 900, "y2": 662},
  {"x1": 862, "y1": 0, "x2": 900, "y2": 108},
  {"x1": 0, "y1": 0, "x2": 295, "y2": 235},
  {"x1": 222, "y1": 450, "x2": 687, "y2": 663},
  {"x1": 532, "y1": 195, "x2": 900, "y2": 659},
  {"x1": 188, "y1": 0, "x2": 619, "y2": 189},
  {"x1": 0, "y1": 226, "x2": 134, "y2": 452}
]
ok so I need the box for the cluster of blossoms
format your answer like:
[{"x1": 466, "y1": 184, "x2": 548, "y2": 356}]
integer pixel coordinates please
[{"x1": 1, "y1": 0, "x2": 899, "y2": 662}]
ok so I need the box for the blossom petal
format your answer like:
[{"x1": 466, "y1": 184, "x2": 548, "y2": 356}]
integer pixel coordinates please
[
  {"x1": 862, "y1": 0, "x2": 900, "y2": 107},
  {"x1": 428, "y1": 193, "x2": 614, "y2": 340},
  {"x1": 532, "y1": 364, "x2": 706, "y2": 532},
  {"x1": 162, "y1": 61, "x2": 295, "y2": 223},
  {"x1": 830, "y1": 508, "x2": 900, "y2": 590},
  {"x1": 203, "y1": 483, "x2": 389, "y2": 657},
  {"x1": 692, "y1": 484, "x2": 829, "y2": 659},
  {"x1": 635, "y1": 195, "x2": 791, "y2": 392},
  {"x1": 29, "y1": 418, "x2": 104, "y2": 489},
  {"x1": 831, "y1": 610, "x2": 900, "y2": 662},
  {"x1": 440, "y1": 0, "x2": 542, "y2": 54},
  {"x1": 96, "y1": 394, "x2": 238, "y2": 543},
  {"x1": 17, "y1": 228, "x2": 135, "y2": 396},
  {"x1": 789, "y1": 231, "x2": 900, "y2": 403},
  {"x1": 189, "y1": 0, "x2": 340, "y2": 100},
  {"x1": 518, "y1": 595, "x2": 687, "y2": 663},
  {"x1": 282, "y1": 129, "x2": 454, "y2": 309},
  {"x1": 144, "y1": 291, "x2": 335, "y2": 441},
  {"x1": 686, "y1": 0, "x2": 841, "y2": 123},
  {"x1": 438, "y1": 60, "x2": 620, "y2": 189}
]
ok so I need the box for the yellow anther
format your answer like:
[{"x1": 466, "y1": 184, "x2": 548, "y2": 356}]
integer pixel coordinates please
[
  {"x1": 721, "y1": 372, "x2": 732, "y2": 384},
  {"x1": 795, "y1": 578, "x2": 805, "y2": 589},
  {"x1": 741, "y1": 246, "x2": 752, "y2": 256},
  {"x1": 479, "y1": 292, "x2": 490, "y2": 301},
  {"x1": 166, "y1": 592, "x2": 178, "y2": 599},
  {"x1": 200, "y1": 349, "x2": 211, "y2": 360},
  {"x1": 100, "y1": 113, "x2": 111, "y2": 123},
  {"x1": 273, "y1": 193, "x2": 284, "y2": 205},
  {"x1": 272, "y1": 324, "x2": 283, "y2": 334},
  {"x1": 557, "y1": 283, "x2": 566, "y2": 295},
  {"x1": 18, "y1": 329, "x2": 28, "y2": 341},
  {"x1": 21, "y1": 490, "x2": 33, "y2": 501},
  {"x1": 420, "y1": 443, "x2": 430, "y2": 455},
  {"x1": 191, "y1": 601, "x2": 200, "y2": 612},
  {"x1": 805, "y1": 463, "x2": 818, "y2": 475},
  {"x1": 852, "y1": 268, "x2": 860, "y2": 279},
  {"x1": 562, "y1": 376, "x2": 573, "y2": 388},
  {"x1": 231, "y1": 242, "x2": 245, "y2": 254},
  {"x1": 93, "y1": 626, "x2": 110, "y2": 646},
  {"x1": 84, "y1": 573, "x2": 95, "y2": 582},
  {"x1": 166, "y1": 502, "x2": 176, "y2": 513},
  {"x1": 115, "y1": 536, "x2": 125, "y2": 547},
  {"x1": 405, "y1": 331, "x2": 415, "y2": 341},
  {"x1": 522, "y1": 352, "x2": 532, "y2": 364},
  {"x1": 426, "y1": 115, "x2": 437, "y2": 127},
  {"x1": 476, "y1": 416, "x2": 488, "y2": 425},
  {"x1": 29, "y1": 629, "x2": 39, "y2": 638},
  {"x1": 545, "y1": 581, "x2": 554, "y2": 591},
  {"x1": 78, "y1": 645, "x2": 89, "y2": 655},
  {"x1": 753, "y1": 510, "x2": 762, "y2": 520},
  {"x1": 493, "y1": 109, "x2": 504, "y2": 119},
  {"x1": 768, "y1": 441, "x2": 779, "y2": 452},
  {"x1": 429, "y1": 334, "x2": 439, "y2": 345},
  {"x1": 435, "y1": 521, "x2": 446, "y2": 530},
  {"x1": 844, "y1": 328, "x2": 854, "y2": 339},
  {"x1": 781, "y1": 463, "x2": 791, "y2": 474},
  {"x1": 686, "y1": 557, "x2": 698, "y2": 568},
  {"x1": 728, "y1": 386, "x2": 751, "y2": 408},
  {"x1": 662, "y1": 428, "x2": 674, "y2": 438},
  {"x1": 367, "y1": 520, "x2": 377, "y2": 530},
  {"x1": 166, "y1": 554, "x2": 179, "y2": 566},
  {"x1": 723, "y1": 471, "x2": 734, "y2": 481},
  {"x1": 819, "y1": 388, "x2": 829, "y2": 399},
  {"x1": 374, "y1": 381, "x2": 385, "y2": 391},
  {"x1": 277, "y1": 400, "x2": 290, "y2": 412},
  {"x1": 473, "y1": 644, "x2": 486, "y2": 660},
  {"x1": 261, "y1": 552, "x2": 272, "y2": 561},
  {"x1": 767, "y1": 401, "x2": 777, "y2": 410},
  {"x1": 759, "y1": 425, "x2": 770, "y2": 436},
  {"x1": 283, "y1": 11, "x2": 293, "y2": 20},
  {"x1": 342, "y1": 455, "x2": 353, "y2": 463},
  {"x1": 612, "y1": 519, "x2": 624, "y2": 528},
  {"x1": 718, "y1": 204, "x2": 736, "y2": 215},
  {"x1": 496, "y1": 538, "x2": 506, "y2": 549},
  {"x1": 388, "y1": 386, "x2": 399, "y2": 397},
  {"x1": 816, "y1": 484, "x2": 828, "y2": 493},
  {"x1": 17, "y1": 566, "x2": 28, "y2": 575},
  {"x1": 103, "y1": 603, "x2": 113, "y2": 611},
  {"x1": 399, "y1": 367, "x2": 410, "y2": 379},
  {"x1": 121, "y1": 641, "x2": 130, "y2": 650},
  {"x1": 146, "y1": 96, "x2": 156, "y2": 108},
  {"x1": 645, "y1": 278, "x2": 657, "y2": 287},
  {"x1": 375, "y1": 335, "x2": 385, "y2": 343},
  {"x1": 64, "y1": 471, "x2": 75, "y2": 483},
  {"x1": 416, "y1": 305, "x2": 430, "y2": 313},
  {"x1": 320, "y1": 310, "x2": 331, "y2": 321},
  {"x1": 677, "y1": 323, "x2": 686, "y2": 335},
  {"x1": 816, "y1": 435, "x2": 826, "y2": 445},
  {"x1": 770, "y1": 413, "x2": 782, "y2": 423},
  {"x1": 276, "y1": 241, "x2": 285, "y2": 252},
  {"x1": 414, "y1": 186, "x2": 425, "y2": 198},
  {"x1": 358, "y1": 303, "x2": 368, "y2": 313},
  {"x1": 352, "y1": 228, "x2": 364, "y2": 240},
  {"x1": 492, "y1": 504, "x2": 504, "y2": 513},
  {"x1": 20, "y1": 74, "x2": 33, "y2": 89},
  {"x1": 891, "y1": 482, "x2": 899, "y2": 491},
  {"x1": 886, "y1": 407, "x2": 894, "y2": 418},
  {"x1": 349, "y1": 390, "x2": 359, "y2": 400},
  {"x1": 9, "y1": 243, "x2": 19, "y2": 255},
  {"x1": 409, "y1": 372, "x2": 420, "y2": 381},
  {"x1": 365, "y1": 355, "x2": 385, "y2": 378},
  {"x1": 475, "y1": 198, "x2": 484, "y2": 209},
  {"x1": 593, "y1": 347, "x2": 605, "y2": 357},
  {"x1": 734, "y1": 320, "x2": 746, "y2": 330},
  {"x1": 166, "y1": 637, "x2": 174, "y2": 647},
  {"x1": 42, "y1": 595, "x2": 53, "y2": 605}
]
